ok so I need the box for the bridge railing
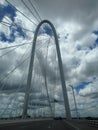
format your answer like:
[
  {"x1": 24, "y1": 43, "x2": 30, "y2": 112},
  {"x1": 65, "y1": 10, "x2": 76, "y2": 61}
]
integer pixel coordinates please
[{"x1": 88, "y1": 120, "x2": 98, "y2": 128}]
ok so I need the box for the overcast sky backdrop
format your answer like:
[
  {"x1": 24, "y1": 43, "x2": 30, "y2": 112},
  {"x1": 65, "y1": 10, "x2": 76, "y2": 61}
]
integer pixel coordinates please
[{"x1": 0, "y1": 0, "x2": 98, "y2": 118}]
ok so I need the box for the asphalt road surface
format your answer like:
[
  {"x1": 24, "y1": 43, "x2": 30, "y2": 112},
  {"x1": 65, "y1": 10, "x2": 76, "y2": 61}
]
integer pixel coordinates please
[{"x1": 0, "y1": 120, "x2": 74, "y2": 130}]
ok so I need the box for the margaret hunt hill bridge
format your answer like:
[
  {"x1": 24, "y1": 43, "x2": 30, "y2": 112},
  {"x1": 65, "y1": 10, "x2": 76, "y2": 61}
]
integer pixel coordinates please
[{"x1": 0, "y1": 0, "x2": 98, "y2": 129}]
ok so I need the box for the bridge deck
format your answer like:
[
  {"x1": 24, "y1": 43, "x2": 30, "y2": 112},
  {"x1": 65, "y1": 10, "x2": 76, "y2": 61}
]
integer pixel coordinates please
[{"x1": 0, "y1": 119, "x2": 98, "y2": 130}]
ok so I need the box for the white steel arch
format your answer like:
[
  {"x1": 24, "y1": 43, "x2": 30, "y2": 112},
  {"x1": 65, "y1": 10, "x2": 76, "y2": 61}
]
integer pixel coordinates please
[{"x1": 22, "y1": 20, "x2": 71, "y2": 119}]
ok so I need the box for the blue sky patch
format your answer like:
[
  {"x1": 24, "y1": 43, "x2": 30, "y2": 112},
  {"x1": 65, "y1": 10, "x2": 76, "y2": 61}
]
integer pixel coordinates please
[
  {"x1": 88, "y1": 41, "x2": 98, "y2": 50},
  {"x1": 0, "y1": 4, "x2": 16, "y2": 22},
  {"x1": 38, "y1": 24, "x2": 53, "y2": 36},
  {"x1": 0, "y1": 25, "x2": 26, "y2": 43},
  {"x1": 93, "y1": 30, "x2": 98, "y2": 35},
  {"x1": 43, "y1": 24, "x2": 53, "y2": 36},
  {"x1": 95, "y1": 38, "x2": 98, "y2": 44},
  {"x1": 0, "y1": 4, "x2": 26, "y2": 43},
  {"x1": 76, "y1": 31, "x2": 98, "y2": 51},
  {"x1": 75, "y1": 81, "x2": 92, "y2": 92},
  {"x1": 0, "y1": 32, "x2": 8, "y2": 42},
  {"x1": 93, "y1": 30, "x2": 98, "y2": 45}
]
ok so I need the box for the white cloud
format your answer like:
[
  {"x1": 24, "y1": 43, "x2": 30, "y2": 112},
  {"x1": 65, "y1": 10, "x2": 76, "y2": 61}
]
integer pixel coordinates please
[
  {"x1": 79, "y1": 79, "x2": 98, "y2": 97},
  {"x1": 76, "y1": 47, "x2": 98, "y2": 78},
  {"x1": 0, "y1": 0, "x2": 6, "y2": 5},
  {"x1": 0, "y1": 20, "x2": 10, "y2": 38},
  {"x1": 0, "y1": 0, "x2": 98, "y2": 118}
]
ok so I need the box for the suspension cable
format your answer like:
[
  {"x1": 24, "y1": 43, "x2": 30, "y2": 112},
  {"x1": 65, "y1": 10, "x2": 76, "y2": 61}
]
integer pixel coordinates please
[
  {"x1": 1, "y1": 67, "x2": 28, "y2": 118},
  {"x1": 0, "y1": 37, "x2": 49, "y2": 51},
  {"x1": 28, "y1": 0, "x2": 42, "y2": 21},
  {"x1": 0, "y1": 38, "x2": 50, "y2": 91},
  {"x1": 0, "y1": 39, "x2": 50, "y2": 84},
  {"x1": 0, "y1": 22, "x2": 10, "y2": 27},
  {"x1": 5, "y1": 0, "x2": 37, "y2": 26},
  {"x1": 43, "y1": 38, "x2": 53, "y2": 116},
  {"x1": 0, "y1": 56, "x2": 29, "y2": 84},
  {"x1": 21, "y1": 0, "x2": 40, "y2": 23},
  {"x1": 36, "y1": 38, "x2": 53, "y2": 116},
  {"x1": 1, "y1": 21, "x2": 34, "y2": 33},
  {"x1": 0, "y1": 42, "x2": 31, "y2": 93},
  {"x1": 0, "y1": 42, "x2": 31, "y2": 50},
  {"x1": 0, "y1": 43, "x2": 31, "y2": 58}
]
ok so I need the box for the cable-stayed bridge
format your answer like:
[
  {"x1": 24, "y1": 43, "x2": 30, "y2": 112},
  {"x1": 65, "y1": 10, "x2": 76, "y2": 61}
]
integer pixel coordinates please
[
  {"x1": 0, "y1": 0, "x2": 71, "y2": 120},
  {"x1": 0, "y1": 0, "x2": 98, "y2": 130}
]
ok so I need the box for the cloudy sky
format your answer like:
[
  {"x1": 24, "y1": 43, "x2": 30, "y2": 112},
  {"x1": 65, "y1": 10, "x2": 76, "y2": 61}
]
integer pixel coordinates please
[{"x1": 0, "y1": 0, "x2": 98, "y2": 118}]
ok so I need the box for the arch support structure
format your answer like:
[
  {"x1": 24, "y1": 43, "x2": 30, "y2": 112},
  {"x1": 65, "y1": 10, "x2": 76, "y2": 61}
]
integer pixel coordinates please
[{"x1": 22, "y1": 20, "x2": 71, "y2": 119}]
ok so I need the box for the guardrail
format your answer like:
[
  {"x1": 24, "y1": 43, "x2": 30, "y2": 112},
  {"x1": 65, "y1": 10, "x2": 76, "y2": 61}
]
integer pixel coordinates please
[{"x1": 88, "y1": 120, "x2": 98, "y2": 128}]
